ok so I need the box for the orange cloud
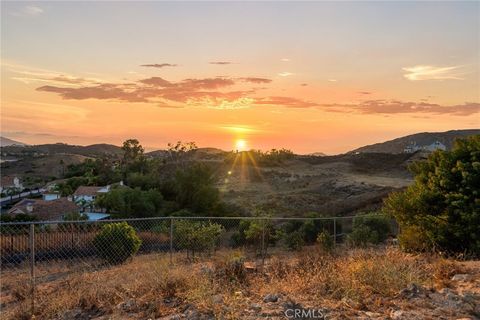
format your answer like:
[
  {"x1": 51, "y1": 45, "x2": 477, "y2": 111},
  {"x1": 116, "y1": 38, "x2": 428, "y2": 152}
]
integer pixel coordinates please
[{"x1": 324, "y1": 100, "x2": 480, "y2": 116}]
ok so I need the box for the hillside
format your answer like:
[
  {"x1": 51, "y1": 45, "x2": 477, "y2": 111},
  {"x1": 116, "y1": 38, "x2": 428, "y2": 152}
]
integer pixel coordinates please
[
  {"x1": 351, "y1": 129, "x2": 480, "y2": 154},
  {"x1": 0, "y1": 137, "x2": 27, "y2": 147},
  {"x1": 1, "y1": 143, "x2": 123, "y2": 158}
]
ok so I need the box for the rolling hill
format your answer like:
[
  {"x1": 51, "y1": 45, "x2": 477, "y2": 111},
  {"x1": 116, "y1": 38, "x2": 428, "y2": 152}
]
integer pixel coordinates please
[
  {"x1": 1, "y1": 143, "x2": 123, "y2": 158},
  {"x1": 350, "y1": 129, "x2": 480, "y2": 154},
  {"x1": 0, "y1": 137, "x2": 27, "y2": 147}
]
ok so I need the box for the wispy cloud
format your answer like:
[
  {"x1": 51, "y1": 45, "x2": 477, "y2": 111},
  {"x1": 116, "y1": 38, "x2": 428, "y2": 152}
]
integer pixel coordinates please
[
  {"x1": 254, "y1": 96, "x2": 318, "y2": 108},
  {"x1": 209, "y1": 61, "x2": 233, "y2": 65},
  {"x1": 403, "y1": 65, "x2": 464, "y2": 81},
  {"x1": 4, "y1": 62, "x2": 103, "y2": 86},
  {"x1": 140, "y1": 63, "x2": 177, "y2": 68},
  {"x1": 10, "y1": 5, "x2": 44, "y2": 17},
  {"x1": 328, "y1": 79, "x2": 337, "y2": 82},
  {"x1": 278, "y1": 72, "x2": 293, "y2": 77},
  {"x1": 323, "y1": 100, "x2": 480, "y2": 116},
  {"x1": 281, "y1": 58, "x2": 290, "y2": 62},
  {"x1": 238, "y1": 77, "x2": 272, "y2": 84}
]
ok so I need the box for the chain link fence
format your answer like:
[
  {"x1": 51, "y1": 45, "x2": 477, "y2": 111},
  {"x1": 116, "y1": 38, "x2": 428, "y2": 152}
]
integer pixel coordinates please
[{"x1": 0, "y1": 214, "x2": 397, "y2": 317}]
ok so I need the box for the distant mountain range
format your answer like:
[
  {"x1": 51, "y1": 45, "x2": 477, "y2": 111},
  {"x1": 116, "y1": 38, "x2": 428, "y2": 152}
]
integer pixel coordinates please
[
  {"x1": 1, "y1": 129, "x2": 478, "y2": 158},
  {"x1": 0, "y1": 137, "x2": 27, "y2": 147},
  {"x1": 350, "y1": 129, "x2": 479, "y2": 154}
]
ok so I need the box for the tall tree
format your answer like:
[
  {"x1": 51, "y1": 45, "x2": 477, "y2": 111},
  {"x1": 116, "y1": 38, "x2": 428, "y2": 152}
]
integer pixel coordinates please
[{"x1": 384, "y1": 135, "x2": 480, "y2": 256}]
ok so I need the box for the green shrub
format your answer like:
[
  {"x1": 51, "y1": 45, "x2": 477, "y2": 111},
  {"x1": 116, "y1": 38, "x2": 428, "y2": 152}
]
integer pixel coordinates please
[
  {"x1": 285, "y1": 230, "x2": 305, "y2": 250},
  {"x1": 174, "y1": 220, "x2": 224, "y2": 259},
  {"x1": 317, "y1": 230, "x2": 334, "y2": 253},
  {"x1": 384, "y1": 135, "x2": 480, "y2": 256},
  {"x1": 347, "y1": 215, "x2": 391, "y2": 247},
  {"x1": 93, "y1": 222, "x2": 142, "y2": 264},
  {"x1": 398, "y1": 225, "x2": 431, "y2": 252}
]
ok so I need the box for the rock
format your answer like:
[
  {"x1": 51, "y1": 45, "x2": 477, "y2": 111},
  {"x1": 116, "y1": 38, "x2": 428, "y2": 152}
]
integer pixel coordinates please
[
  {"x1": 451, "y1": 274, "x2": 471, "y2": 281},
  {"x1": 263, "y1": 293, "x2": 280, "y2": 303},
  {"x1": 365, "y1": 311, "x2": 382, "y2": 317},
  {"x1": 249, "y1": 303, "x2": 262, "y2": 311},
  {"x1": 244, "y1": 261, "x2": 257, "y2": 272},
  {"x1": 461, "y1": 292, "x2": 479, "y2": 305},
  {"x1": 390, "y1": 310, "x2": 404, "y2": 319},
  {"x1": 283, "y1": 300, "x2": 303, "y2": 310},
  {"x1": 397, "y1": 283, "x2": 427, "y2": 299},
  {"x1": 341, "y1": 297, "x2": 363, "y2": 309},
  {"x1": 117, "y1": 299, "x2": 136, "y2": 312},
  {"x1": 390, "y1": 310, "x2": 419, "y2": 320}
]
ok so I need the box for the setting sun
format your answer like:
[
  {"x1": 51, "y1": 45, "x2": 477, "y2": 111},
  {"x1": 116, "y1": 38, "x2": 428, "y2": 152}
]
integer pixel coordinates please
[{"x1": 235, "y1": 139, "x2": 248, "y2": 151}]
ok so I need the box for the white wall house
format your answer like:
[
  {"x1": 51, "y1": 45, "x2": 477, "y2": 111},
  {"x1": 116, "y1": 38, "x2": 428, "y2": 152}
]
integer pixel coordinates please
[
  {"x1": 423, "y1": 141, "x2": 447, "y2": 152},
  {"x1": 404, "y1": 140, "x2": 447, "y2": 153},
  {"x1": 72, "y1": 182, "x2": 123, "y2": 212}
]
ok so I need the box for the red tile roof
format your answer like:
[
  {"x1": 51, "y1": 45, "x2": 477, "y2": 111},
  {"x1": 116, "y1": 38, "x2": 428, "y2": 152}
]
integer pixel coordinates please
[
  {"x1": 73, "y1": 186, "x2": 103, "y2": 196},
  {"x1": 8, "y1": 198, "x2": 79, "y2": 221}
]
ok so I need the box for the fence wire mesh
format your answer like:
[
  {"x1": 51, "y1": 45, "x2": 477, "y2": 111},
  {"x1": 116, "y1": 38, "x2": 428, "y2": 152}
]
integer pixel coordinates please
[{"x1": 0, "y1": 214, "x2": 397, "y2": 317}]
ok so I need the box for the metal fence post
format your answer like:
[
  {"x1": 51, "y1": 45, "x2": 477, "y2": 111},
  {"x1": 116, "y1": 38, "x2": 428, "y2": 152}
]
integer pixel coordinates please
[
  {"x1": 169, "y1": 217, "x2": 174, "y2": 264},
  {"x1": 333, "y1": 218, "x2": 337, "y2": 248},
  {"x1": 29, "y1": 223, "x2": 35, "y2": 317}
]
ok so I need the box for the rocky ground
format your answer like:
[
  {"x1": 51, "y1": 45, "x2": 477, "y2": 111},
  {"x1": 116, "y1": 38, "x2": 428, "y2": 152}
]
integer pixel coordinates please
[{"x1": 3, "y1": 248, "x2": 476, "y2": 320}]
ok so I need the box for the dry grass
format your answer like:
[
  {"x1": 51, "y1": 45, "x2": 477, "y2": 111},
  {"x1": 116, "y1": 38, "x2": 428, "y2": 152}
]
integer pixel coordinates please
[{"x1": 1, "y1": 246, "x2": 463, "y2": 320}]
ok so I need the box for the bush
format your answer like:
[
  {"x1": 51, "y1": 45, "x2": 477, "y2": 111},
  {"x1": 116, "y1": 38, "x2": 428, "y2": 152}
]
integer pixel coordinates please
[
  {"x1": 398, "y1": 225, "x2": 431, "y2": 252},
  {"x1": 93, "y1": 222, "x2": 142, "y2": 264},
  {"x1": 317, "y1": 230, "x2": 334, "y2": 253},
  {"x1": 347, "y1": 215, "x2": 391, "y2": 247},
  {"x1": 281, "y1": 214, "x2": 336, "y2": 247},
  {"x1": 174, "y1": 220, "x2": 224, "y2": 259},
  {"x1": 285, "y1": 230, "x2": 305, "y2": 250},
  {"x1": 384, "y1": 135, "x2": 480, "y2": 255},
  {"x1": 213, "y1": 251, "x2": 248, "y2": 283}
]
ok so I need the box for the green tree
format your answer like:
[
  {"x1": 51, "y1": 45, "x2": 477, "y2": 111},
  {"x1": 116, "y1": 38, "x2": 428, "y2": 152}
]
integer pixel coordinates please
[
  {"x1": 121, "y1": 139, "x2": 146, "y2": 179},
  {"x1": 167, "y1": 141, "x2": 197, "y2": 167},
  {"x1": 174, "y1": 163, "x2": 222, "y2": 214},
  {"x1": 174, "y1": 220, "x2": 224, "y2": 259},
  {"x1": 347, "y1": 215, "x2": 391, "y2": 247},
  {"x1": 384, "y1": 135, "x2": 480, "y2": 255},
  {"x1": 96, "y1": 187, "x2": 164, "y2": 218}
]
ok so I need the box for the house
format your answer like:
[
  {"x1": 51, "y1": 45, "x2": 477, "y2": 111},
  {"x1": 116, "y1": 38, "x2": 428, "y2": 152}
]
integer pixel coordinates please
[
  {"x1": 0, "y1": 175, "x2": 23, "y2": 194},
  {"x1": 73, "y1": 182, "x2": 125, "y2": 211},
  {"x1": 7, "y1": 197, "x2": 80, "y2": 221},
  {"x1": 73, "y1": 186, "x2": 107, "y2": 203},
  {"x1": 404, "y1": 140, "x2": 447, "y2": 153},
  {"x1": 424, "y1": 141, "x2": 447, "y2": 152}
]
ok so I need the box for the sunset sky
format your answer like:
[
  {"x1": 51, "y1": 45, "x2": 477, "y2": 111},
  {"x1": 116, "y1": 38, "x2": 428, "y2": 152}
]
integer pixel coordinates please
[{"x1": 1, "y1": 1, "x2": 479, "y2": 154}]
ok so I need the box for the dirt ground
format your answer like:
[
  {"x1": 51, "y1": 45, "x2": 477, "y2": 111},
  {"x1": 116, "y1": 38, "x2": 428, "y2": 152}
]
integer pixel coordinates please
[
  {"x1": 220, "y1": 155, "x2": 414, "y2": 216},
  {"x1": 1, "y1": 247, "x2": 478, "y2": 320}
]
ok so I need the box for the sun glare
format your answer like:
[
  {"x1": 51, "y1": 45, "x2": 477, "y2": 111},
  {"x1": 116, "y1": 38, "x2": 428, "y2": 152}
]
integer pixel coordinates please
[{"x1": 235, "y1": 139, "x2": 247, "y2": 151}]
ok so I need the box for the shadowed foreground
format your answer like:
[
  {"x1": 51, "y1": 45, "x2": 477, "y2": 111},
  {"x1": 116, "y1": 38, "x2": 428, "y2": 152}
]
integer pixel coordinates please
[{"x1": 1, "y1": 246, "x2": 479, "y2": 320}]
